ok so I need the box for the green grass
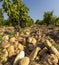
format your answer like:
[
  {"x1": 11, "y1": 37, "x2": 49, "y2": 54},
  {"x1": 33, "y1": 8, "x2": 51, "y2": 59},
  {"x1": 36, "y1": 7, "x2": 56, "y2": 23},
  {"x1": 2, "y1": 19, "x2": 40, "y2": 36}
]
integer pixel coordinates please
[{"x1": 0, "y1": 35, "x2": 3, "y2": 41}]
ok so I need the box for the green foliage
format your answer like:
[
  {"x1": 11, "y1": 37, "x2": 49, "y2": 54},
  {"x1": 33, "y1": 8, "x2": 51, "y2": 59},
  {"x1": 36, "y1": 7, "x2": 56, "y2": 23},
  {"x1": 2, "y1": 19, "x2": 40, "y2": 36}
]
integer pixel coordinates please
[
  {"x1": 35, "y1": 11, "x2": 56, "y2": 25},
  {"x1": 4, "y1": 19, "x2": 11, "y2": 26},
  {"x1": 0, "y1": 8, "x2": 4, "y2": 18},
  {"x1": 2, "y1": 0, "x2": 32, "y2": 27},
  {"x1": 1, "y1": 0, "x2": 59, "y2": 27},
  {"x1": 43, "y1": 11, "x2": 55, "y2": 25},
  {"x1": 0, "y1": 0, "x2": 34, "y2": 27},
  {"x1": 24, "y1": 17, "x2": 34, "y2": 27},
  {"x1": 5, "y1": 19, "x2": 18, "y2": 26},
  {"x1": 35, "y1": 19, "x2": 42, "y2": 25},
  {"x1": 55, "y1": 17, "x2": 59, "y2": 26},
  {"x1": 0, "y1": 0, "x2": 2, "y2": 2},
  {"x1": 0, "y1": 8, "x2": 4, "y2": 26}
]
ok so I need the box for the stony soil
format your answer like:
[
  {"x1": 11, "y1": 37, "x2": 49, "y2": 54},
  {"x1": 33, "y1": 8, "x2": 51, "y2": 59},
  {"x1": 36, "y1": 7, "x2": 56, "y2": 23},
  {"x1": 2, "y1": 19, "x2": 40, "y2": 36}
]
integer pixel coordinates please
[{"x1": 0, "y1": 24, "x2": 59, "y2": 65}]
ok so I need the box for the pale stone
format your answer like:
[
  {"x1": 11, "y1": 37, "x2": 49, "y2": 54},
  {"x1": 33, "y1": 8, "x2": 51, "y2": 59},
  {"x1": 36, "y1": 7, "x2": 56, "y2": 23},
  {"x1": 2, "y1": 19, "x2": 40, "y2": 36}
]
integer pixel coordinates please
[
  {"x1": 45, "y1": 40, "x2": 52, "y2": 48},
  {"x1": 29, "y1": 47, "x2": 41, "y2": 60},
  {"x1": 18, "y1": 37, "x2": 23, "y2": 42},
  {"x1": 0, "y1": 63, "x2": 2, "y2": 65},
  {"x1": 41, "y1": 54, "x2": 58, "y2": 65},
  {"x1": 27, "y1": 37, "x2": 37, "y2": 45},
  {"x1": 3, "y1": 35, "x2": 9, "y2": 41},
  {"x1": 47, "y1": 36, "x2": 55, "y2": 44},
  {"x1": 50, "y1": 46, "x2": 59, "y2": 58},
  {"x1": 1, "y1": 42, "x2": 10, "y2": 48},
  {"x1": 14, "y1": 41, "x2": 18, "y2": 48},
  {"x1": 30, "y1": 61, "x2": 41, "y2": 65},
  {"x1": 39, "y1": 47, "x2": 48, "y2": 56},
  {"x1": 13, "y1": 51, "x2": 25, "y2": 65},
  {"x1": 19, "y1": 57, "x2": 30, "y2": 65},
  {"x1": 18, "y1": 37, "x2": 26, "y2": 45},
  {"x1": 3, "y1": 49, "x2": 8, "y2": 58},
  {"x1": 46, "y1": 40, "x2": 59, "y2": 58},
  {"x1": 24, "y1": 31, "x2": 30, "y2": 35},
  {"x1": 7, "y1": 45, "x2": 15, "y2": 57},
  {"x1": 0, "y1": 49, "x2": 8, "y2": 63},
  {"x1": 17, "y1": 43, "x2": 24, "y2": 51},
  {"x1": 16, "y1": 32, "x2": 19, "y2": 37},
  {"x1": 50, "y1": 54, "x2": 58, "y2": 64},
  {"x1": 10, "y1": 37, "x2": 16, "y2": 43},
  {"x1": 4, "y1": 62, "x2": 11, "y2": 65}
]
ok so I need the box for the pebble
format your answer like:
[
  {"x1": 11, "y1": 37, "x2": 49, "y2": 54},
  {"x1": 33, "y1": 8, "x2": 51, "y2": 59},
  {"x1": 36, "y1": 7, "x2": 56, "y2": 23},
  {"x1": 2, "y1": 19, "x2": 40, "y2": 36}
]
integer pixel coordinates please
[{"x1": 19, "y1": 57, "x2": 30, "y2": 65}]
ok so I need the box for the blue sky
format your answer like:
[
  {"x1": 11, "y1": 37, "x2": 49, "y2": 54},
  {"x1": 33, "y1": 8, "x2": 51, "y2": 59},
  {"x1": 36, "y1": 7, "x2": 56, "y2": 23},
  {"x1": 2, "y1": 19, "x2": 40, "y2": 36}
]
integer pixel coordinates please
[
  {"x1": 23, "y1": 0, "x2": 59, "y2": 21},
  {"x1": 0, "y1": 0, "x2": 59, "y2": 21}
]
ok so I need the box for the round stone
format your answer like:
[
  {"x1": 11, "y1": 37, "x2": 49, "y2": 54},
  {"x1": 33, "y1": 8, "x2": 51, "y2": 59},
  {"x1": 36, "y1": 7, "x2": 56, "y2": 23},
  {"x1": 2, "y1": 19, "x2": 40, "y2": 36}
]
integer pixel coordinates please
[
  {"x1": 13, "y1": 51, "x2": 25, "y2": 65},
  {"x1": 19, "y1": 57, "x2": 30, "y2": 65},
  {"x1": 7, "y1": 45, "x2": 15, "y2": 57},
  {"x1": 10, "y1": 37, "x2": 16, "y2": 43},
  {"x1": 3, "y1": 35, "x2": 9, "y2": 41},
  {"x1": 27, "y1": 37, "x2": 37, "y2": 45}
]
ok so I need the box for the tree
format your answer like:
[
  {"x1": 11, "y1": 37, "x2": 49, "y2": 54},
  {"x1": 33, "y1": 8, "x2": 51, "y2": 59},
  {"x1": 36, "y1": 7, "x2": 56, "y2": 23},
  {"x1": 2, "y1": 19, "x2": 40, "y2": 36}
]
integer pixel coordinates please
[
  {"x1": 43, "y1": 11, "x2": 55, "y2": 25},
  {"x1": 35, "y1": 19, "x2": 42, "y2": 24},
  {"x1": 55, "y1": 17, "x2": 59, "y2": 26},
  {"x1": 0, "y1": 8, "x2": 4, "y2": 26},
  {"x1": 25, "y1": 16, "x2": 34, "y2": 27},
  {"x1": 0, "y1": 0, "x2": 2, "y2": 2},
  {"x1": 2, "y1": 0, "x2": 31, "y2": 28}
]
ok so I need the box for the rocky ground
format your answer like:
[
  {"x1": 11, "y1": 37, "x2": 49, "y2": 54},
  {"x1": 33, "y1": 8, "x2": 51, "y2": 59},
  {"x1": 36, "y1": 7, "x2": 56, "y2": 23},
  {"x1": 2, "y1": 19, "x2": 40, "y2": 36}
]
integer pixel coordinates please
[{"x1": 0, "y1": 24, "x2": 59, "y2": 65}]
